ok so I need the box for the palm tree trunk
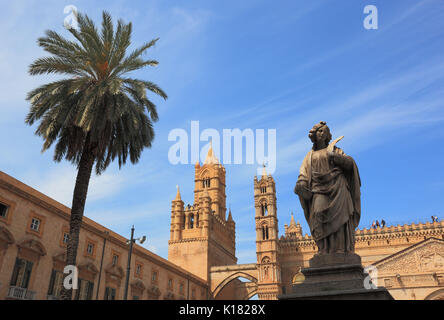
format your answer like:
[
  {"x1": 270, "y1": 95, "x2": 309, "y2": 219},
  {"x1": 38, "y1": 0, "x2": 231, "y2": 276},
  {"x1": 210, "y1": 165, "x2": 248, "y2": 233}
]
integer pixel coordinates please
[{"x1": 60, "y1": 140, "x2": 95, "y2": 300}]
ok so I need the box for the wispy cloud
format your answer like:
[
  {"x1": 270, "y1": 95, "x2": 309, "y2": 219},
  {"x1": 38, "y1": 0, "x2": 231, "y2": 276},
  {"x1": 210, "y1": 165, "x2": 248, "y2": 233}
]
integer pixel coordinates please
[{"x1": 22, "y1": 165, "x2": 133, "y2": 207}]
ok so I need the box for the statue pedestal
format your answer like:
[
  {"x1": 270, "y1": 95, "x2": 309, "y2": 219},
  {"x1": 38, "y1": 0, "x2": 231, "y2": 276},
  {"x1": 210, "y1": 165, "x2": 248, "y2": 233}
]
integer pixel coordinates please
[{"x1": 279, "y1": 253, "x2": 393, "y2": 300}]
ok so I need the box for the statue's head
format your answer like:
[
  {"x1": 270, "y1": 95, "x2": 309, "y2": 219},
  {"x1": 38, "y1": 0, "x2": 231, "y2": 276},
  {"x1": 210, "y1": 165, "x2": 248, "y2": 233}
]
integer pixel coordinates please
[{"x1": 309, "y1": 121, "x2": 332, "y2": 150}]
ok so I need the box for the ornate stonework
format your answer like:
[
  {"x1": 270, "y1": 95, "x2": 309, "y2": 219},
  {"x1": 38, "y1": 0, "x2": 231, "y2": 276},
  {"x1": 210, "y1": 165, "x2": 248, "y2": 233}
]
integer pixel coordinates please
[{"x1": 375, "y1": 238, "x2": 444, "y2": 274}]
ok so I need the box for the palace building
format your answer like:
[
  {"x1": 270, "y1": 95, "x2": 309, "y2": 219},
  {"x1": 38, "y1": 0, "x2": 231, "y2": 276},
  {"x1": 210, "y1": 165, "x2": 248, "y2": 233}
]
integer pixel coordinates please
[{"x1": 0, "y1": 145, "x2": 443, "y2": 300}]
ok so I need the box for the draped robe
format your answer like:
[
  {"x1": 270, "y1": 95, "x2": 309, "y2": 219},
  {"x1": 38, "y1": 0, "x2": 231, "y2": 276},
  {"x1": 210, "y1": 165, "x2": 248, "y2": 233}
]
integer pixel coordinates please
[{"x1": 297, "y1": 147, "x2": 361, "y2": 254}]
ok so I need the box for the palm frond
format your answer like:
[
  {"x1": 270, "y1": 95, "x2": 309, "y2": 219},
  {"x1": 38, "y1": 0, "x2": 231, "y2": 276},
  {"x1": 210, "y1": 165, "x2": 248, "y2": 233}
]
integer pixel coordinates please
[{"x1": 26, "y1": 10, "x2": 167, "y2": 175}]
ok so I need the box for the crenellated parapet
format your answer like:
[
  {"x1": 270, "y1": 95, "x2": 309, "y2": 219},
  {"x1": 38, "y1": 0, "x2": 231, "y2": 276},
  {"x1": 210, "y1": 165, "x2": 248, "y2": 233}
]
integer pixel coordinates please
[{"x1": 278, "y1": 218, "x2": 444, "y2": 257}]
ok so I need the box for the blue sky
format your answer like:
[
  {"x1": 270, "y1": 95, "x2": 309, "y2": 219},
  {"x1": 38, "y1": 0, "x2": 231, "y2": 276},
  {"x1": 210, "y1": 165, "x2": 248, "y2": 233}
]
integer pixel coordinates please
[{"x1": 1, "y1": 0, "x2": 444, "y2": 264}]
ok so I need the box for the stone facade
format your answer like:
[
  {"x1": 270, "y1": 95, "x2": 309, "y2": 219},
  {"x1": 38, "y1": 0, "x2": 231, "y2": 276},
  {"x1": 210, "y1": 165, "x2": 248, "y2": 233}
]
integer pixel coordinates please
[{"x1": 0, "y1": 171, "x2": 208, "y2": 300}]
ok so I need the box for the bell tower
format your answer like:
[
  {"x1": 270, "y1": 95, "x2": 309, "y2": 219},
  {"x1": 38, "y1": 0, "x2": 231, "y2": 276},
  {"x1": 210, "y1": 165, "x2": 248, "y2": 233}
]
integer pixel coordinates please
[
  {"x1": 193, "y1": 142, "x2": 227, "y2": 221},
  {"x1": 168, "y1": 144, "x2": 236, "y2": 283},
  {"x1": 254, "y1": 166, "x2": 282, "y2": 300}
]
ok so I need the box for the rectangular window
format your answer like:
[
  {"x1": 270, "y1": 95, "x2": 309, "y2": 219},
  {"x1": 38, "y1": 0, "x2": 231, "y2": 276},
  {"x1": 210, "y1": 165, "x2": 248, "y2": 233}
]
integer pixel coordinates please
[
  {"x1": 104, "y1": 287, "x2": 116, "y2": 300},
  {"x1": 48, "y1": 270, "x2": 64, "y2": 298},
  {"x1": 76, "y1": 279, "x2": 94, "y2": 300},
  {"x1": 10, "y1": 258, "x2": 33, "y2": 289},
  {"x1": 133, "y1": 295, "x2": 139, "y2": 300},
  {"x1": 0, "y1": 203, "x2": 8, "y2": 218},
  {"x1": 152, "y1": 271, "x2": 158, "y2": 283},
  {"x1": 168, "y1": 278, "x2": 173, "y2": 290},
  {"x1": 179, "y1": 282, "x2": 184, "y2": 294},
  {"x1": 63, "y1": 233, "x2": 69, "y2": 244},
  {"x1": 30, "y1": 218, "x2": 41, "y2": 231},
  {"x1": 86, "y1": 243, "x2": 94, "y2": 255},
  {"x1": 112, "y1": 254, "x2": 118, "y2": 266},
  {"x1": 136, "y1": 264, "x2": 141, "y2": 275}
]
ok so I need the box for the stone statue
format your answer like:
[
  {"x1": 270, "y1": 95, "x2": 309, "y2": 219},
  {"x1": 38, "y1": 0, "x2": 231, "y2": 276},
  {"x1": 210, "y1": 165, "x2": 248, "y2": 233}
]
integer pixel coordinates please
[{"x1": 295, "y1": 121, "x2": 361, "y2": 255}]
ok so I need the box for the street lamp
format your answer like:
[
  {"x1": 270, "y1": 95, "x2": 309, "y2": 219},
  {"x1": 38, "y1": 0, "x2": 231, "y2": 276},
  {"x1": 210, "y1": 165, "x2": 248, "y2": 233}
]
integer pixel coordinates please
[{"x1": 123, "y1": 225, "x2": 146, "y2": 300}]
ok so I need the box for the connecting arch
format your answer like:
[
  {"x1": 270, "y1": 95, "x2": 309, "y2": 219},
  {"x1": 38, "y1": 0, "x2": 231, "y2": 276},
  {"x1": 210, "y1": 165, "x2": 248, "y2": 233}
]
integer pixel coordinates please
[
  {"x1": 210, "y1": 264, "x2": 258, "y2": 300},
  {"x1": 244, "y1": 289, "x2": 258, "y2": 300},
  {"x1": 424, "y1": 289, "x2": 444, "y2": 300},
  {"x1": 213, "y1": 271, "x2": 258, "y2": 299}
]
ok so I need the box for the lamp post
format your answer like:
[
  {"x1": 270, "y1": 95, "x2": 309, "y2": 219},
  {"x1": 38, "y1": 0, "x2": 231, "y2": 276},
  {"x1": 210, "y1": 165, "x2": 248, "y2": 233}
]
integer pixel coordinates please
[
  {"x1": 123, "y1": 225, "x2": 146, "y2": 300},
  {"x1": 96, "y1": 230, "x2": 109, "y2": 300}
]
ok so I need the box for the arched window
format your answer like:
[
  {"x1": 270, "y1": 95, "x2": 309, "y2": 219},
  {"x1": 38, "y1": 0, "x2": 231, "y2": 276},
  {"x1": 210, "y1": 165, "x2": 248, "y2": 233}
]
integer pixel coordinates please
[
  {"x1": 262, "y1": 226, "x2": 269, "y2": 240},
  {"x1": 260, "y1": 186, "x2": 267, "y2": 193},
  {"x1": 261, "y1": 256, "x2": 270, "y2": 264},
  {"x1": 261, "y1": 203, "x2": 268, "y2": 216},
  {"x1": 190, "y1": 214, "x2": 194, "y2": 229},
  {"x1": 202, "y1": 178, "x2": 211, "y2": 188}
]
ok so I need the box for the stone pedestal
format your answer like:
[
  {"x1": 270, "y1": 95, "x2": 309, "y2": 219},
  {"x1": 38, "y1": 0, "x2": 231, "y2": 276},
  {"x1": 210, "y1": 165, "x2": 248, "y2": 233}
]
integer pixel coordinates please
[{"x1": 279, "y1": 253, "x2": 393, "y2": 300}]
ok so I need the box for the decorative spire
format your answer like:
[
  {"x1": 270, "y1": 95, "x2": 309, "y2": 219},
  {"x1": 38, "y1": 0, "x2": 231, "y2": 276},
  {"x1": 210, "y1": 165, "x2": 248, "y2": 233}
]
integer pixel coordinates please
[
  {"x1": 204, "y1": 140, "x2": 219, "y2": 165},
  {"x1": 175, "y1": 185, "x2": 181, "y2": 201},
  {"x1": 228, "y1": 208, "x2": 233, "y2": 222},
  {"x1": 261, "y1": 162, "x2": 268, "y2": 178},
  {"x1": 290, "y1": 212, "x2": 296, "y2": 226}
]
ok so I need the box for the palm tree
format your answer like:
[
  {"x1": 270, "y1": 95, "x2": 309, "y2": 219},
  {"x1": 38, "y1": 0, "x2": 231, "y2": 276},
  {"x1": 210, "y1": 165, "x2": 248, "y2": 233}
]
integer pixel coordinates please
[{"x1": 25, "y1": 11, "x2": 167, "y2": 300}]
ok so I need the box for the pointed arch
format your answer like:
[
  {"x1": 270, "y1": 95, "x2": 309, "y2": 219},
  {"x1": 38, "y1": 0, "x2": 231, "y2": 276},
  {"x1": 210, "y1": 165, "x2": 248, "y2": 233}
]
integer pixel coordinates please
[
  {"x1": 261, "y1": 256, "x2": 271, "y2": 264},
  {"x1": 258, "y1": 199, "x2": 268, "y2": 216},
  {"x1": 213, "y1": 271, "x2": 258, "y2": 299},
  {"x1": 424, "y1": 289, "x2": 444, "y2": 300},
  {"x1": 245, "y1": 289, "x2": 258, "y2": 300},
  {"x1": 200, "y1": 169, "x2": 211, "y2": 180},
  {"x1": 259, "y1": 182, "x2": 267, "y2": 194}
]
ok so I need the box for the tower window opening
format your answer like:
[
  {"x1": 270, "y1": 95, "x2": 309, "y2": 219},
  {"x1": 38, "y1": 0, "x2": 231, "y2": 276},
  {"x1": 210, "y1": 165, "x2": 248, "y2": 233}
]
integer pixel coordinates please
[
  {"x1": 261, "y1": 203, "x2": 268, "y2": 216},
  {"x1": 182, "y1": 215, "x2": 186, "y2": 229},
  {"x1": 262, "y1": 226, "x2": 269, "y2": 240},
  {"x1": 202, "y1": 178, "x2": 211, "y2": 188},
  {"x1": 190, "y1": 214, "x2": 194, "y2": 229},
  {"x1": 260, "y1": 186, "x2": 267, "y2": 194}
]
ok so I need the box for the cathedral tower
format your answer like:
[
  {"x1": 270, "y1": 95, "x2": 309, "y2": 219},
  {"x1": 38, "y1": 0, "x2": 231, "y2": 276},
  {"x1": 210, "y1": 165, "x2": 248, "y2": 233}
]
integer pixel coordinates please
[
  {"x1": 254, "y1": 167, "x2": 282, "y2": 299},
  {"x1": 168, "y1": 144, "x2": 236, "y2": 283}
]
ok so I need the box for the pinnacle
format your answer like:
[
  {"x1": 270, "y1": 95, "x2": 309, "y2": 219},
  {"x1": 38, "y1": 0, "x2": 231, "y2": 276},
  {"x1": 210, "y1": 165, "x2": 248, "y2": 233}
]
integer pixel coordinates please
[
  {"x1": 175, "y1": 185, "x2": 181, "y2": 201},
  {"x1": 228, "y1": 208, "x2": 233, "y2": 221},
  {"x1": 204, "y1": 141, "x2": 219, "y2": 165},
  {"x1": 290, "y1": 212, "x2": 296, "y2": 226}
]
